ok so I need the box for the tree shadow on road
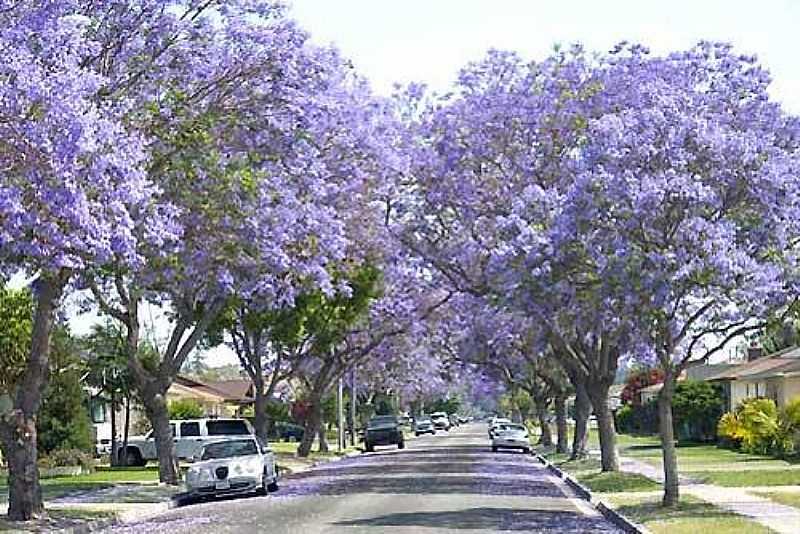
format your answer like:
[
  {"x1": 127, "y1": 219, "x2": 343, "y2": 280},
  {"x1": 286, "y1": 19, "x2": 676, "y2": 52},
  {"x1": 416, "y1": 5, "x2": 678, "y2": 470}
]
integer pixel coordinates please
[{"x1": 333, "y1": 507, "x2": 621, "y2": 532}]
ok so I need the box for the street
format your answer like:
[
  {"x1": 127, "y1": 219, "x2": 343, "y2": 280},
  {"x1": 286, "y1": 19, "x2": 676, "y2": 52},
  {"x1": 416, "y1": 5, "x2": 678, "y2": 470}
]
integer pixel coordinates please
[{"x1": 106, "y1": 423, "x2": 622, "y2": 533}]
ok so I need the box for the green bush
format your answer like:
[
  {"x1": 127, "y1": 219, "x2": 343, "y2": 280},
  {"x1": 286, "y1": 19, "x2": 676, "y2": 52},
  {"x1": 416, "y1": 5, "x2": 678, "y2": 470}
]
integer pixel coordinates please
[
  {"x1": 168, "y1": 399, "x2": 205, "y2": 419},
  {"x1": 672, "y1": 381, "x2": 724, "y2": 441},
  {"x1": 39, "y1": 448, "x2": 95, "y2": 473},
  {"x1": 38, "y1": 329, "x2": 94, "y2": 454},
  {"x1": 718, "y1": 397, "x2": 780, "y2": 454}
]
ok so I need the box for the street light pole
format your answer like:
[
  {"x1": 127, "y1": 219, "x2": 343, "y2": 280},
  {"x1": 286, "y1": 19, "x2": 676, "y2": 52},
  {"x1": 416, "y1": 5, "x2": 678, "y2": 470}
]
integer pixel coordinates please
[
  {"x1": 337, "y1": 376, "x2": 344, "y2": 452},
  {"x1": 350, "y1": 367, "x2": 357, "y2": 447}
]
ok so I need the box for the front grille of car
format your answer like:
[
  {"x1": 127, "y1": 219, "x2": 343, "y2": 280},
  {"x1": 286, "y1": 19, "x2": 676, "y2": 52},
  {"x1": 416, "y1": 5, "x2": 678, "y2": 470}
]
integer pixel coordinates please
[
  {"x1": 197, "y1": 481, "x2": 252, "y2": 493},
  {"x1": 215, "y1": 466, "x2": 229, "y2": 480}
]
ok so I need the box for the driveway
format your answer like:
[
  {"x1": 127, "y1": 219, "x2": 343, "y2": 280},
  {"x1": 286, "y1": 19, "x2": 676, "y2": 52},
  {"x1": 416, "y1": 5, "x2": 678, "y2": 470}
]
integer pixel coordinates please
[{"x1": 104, "y1": 423, "x2": 621, "y2": 533}]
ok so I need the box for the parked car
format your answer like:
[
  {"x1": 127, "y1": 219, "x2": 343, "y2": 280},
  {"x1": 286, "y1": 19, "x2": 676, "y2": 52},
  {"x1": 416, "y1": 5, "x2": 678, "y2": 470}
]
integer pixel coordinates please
[
  {"x1": 364, "y1": 415, "x2": 405, "y2": 452},
  {"x1": 185, "y1": 437, "x2": 278, "y2": 500},
  {"x1": 430, "y1": 412, "x2": 450, "y2": 431},
  {"x1": 488, "y1": 418, "x2": 511, "y2": 438},
  {"x1": 491, "y1": 423, "x2": 530, "y2": 453},
  {"x1": 413, "y1": 417, "x2": 435, "y2": 436},
  {"x1": 272, "y1": 421, "x2": 305, "y2": 442},
  {"x1": 117, "y1": 418, "x2": 255, "y2": 466}
]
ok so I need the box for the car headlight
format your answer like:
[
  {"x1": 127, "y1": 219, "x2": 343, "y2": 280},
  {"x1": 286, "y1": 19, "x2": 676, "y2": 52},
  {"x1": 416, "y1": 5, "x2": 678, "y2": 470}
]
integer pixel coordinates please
[
  {"x1": 187, "y1": 467, "x2": 214, "y2": 483},
  {"x1": 231, "y1": 458, "x2": 262, "y2": 477}
]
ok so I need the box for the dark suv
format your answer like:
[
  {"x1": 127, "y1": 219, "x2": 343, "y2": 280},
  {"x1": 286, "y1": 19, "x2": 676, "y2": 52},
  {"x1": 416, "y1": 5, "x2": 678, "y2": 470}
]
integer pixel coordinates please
[{"x1": 364, "y1": 415, "x2": 404, "y2": 452}]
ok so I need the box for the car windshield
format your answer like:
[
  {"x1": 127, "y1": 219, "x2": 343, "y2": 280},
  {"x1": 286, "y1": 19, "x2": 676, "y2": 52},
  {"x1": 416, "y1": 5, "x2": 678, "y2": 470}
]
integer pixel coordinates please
[
  {"x1": 493, "y1": 419, "x2": 511, "y2": 425},
  {"x1": 431, "y1": 413, "x2": 446, "y2": 419},
  {"x1": 368, "y1": 416, "x2": 397, "y2": 428},
  {"x1": 201, "y1": 439, "x2": 258, "y2": 460},
  {"x1": 416, "y1": 418, "x2": 431, "y2": 424},
  {"x1": 499, "y1": 424, "x2": 526, "y2": 433}
]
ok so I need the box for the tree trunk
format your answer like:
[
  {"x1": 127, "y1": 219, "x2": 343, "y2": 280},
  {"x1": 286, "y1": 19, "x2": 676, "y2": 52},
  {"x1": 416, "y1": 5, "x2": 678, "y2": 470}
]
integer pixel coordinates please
[
  {"x1": 110, "y1": 389, "x2": 118, "y2": 467},
  {"x1": 142, "y1": 390, "x2": 180, "y2": 484},
  {"x1": 298, "y1": 397, "x2": 322, "y2": 458},
  {"x1": 536, "y1": 404, "x2": 553, "y2": 446},
  {"x1": 253, "y1": 379, "x2": 269, "y2": 444},
  {"x1": 121, "y1": 395, "x2": 131, "y2": 467},
  {"x1": 658, "y1": 371, "x2": 679, "y2": 506},
  {"x1": 317, "y1": 425, "x2": 329, "y2": 453},
  {"x1": 567, "y1": 369, "x2": 591, "y2": 460},
  {"x1": 3, "y1": 274, "x2": 66, "y2": 520},
  {"x1": 586, "y1": 380, "x2": 619, "y2": 471},
  {"x1": 555, "y1": 395, "x2": 569, "y2": 454}
]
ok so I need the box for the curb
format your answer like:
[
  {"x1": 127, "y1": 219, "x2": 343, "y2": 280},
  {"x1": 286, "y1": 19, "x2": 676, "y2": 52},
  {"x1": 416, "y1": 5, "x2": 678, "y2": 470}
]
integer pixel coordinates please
[
  {"x1": 60, "y1": 516, "x2": 119, "y2": 534},
  {"x1": 534, "y1": 453, "x2": 649, "y2": 534}
]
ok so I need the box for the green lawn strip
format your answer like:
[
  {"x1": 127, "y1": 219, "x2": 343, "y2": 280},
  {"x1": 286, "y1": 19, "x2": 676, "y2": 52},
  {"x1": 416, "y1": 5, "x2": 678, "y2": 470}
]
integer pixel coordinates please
[
  {"x1": 752, "y1": 491, "x2": 800, "y2": 509},
  {"x1": 547, "y1": 454, "x2": 661, "y2": 493},
  {"x1": 604, "y1": 493, "x2": 775, "y2": 534},
  {"x1": 691, "y1": 469, "x2": 800, "y2": 486}
]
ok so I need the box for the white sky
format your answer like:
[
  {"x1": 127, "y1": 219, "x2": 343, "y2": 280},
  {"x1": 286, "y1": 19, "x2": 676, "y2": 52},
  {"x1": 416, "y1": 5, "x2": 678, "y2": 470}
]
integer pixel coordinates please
[{"x1": 289, "y1": 0, "x2": 800, "y2": 113}]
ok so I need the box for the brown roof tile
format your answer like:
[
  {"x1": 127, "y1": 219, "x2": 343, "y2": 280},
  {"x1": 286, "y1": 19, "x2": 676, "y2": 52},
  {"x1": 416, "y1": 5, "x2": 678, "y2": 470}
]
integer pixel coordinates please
[{"x1": 705, "y1": 346, "x2": 800, "y2": 381}]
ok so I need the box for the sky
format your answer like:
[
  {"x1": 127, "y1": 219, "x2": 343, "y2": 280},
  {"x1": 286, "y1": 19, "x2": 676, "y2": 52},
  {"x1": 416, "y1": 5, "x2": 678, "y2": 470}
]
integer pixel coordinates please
[
  {"x1": 51, "y1": 0, "x2": 800, "y2": 369},
  {"x1": 289, "y1": 0, "x2": 800, "y2": 113}
]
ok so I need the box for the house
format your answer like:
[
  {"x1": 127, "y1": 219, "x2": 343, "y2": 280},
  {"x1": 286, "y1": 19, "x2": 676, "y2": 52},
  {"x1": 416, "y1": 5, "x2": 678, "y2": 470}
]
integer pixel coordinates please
[
  {"x1": 637, "y1": 363, "x2": 741, "y2": 404},
  {"x1": 706, "y1": 346, "x2": 800, "y2": 411}
]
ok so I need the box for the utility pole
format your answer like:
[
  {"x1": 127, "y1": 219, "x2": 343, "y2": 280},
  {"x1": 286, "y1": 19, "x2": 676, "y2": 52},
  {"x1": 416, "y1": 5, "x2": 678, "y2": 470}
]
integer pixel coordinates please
[
  {"x1": 337, "y1": 376, "x2": 344, "y2": 452},
  {"x1": 350, "y1": 367, "x2": 357, "y2": 447}
]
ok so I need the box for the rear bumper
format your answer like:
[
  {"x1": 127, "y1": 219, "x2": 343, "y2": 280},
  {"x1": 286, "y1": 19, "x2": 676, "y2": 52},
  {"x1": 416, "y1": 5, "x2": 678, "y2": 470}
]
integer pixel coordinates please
[{"x1": 492, "y1": 438, "x2": 530, "y2": 449}]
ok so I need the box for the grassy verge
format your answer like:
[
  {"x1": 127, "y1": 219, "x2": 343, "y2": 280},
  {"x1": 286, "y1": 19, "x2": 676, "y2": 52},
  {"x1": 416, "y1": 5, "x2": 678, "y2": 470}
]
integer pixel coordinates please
[
  {"x1": 604, "y1": 493, "x2": 775, "y2": 534},
  {"x1": 546, "y1": 454, "x2": 660, "y2": 493},
  {"x1": 752, "y1": 491, "x2": 800, "y2": 508}
]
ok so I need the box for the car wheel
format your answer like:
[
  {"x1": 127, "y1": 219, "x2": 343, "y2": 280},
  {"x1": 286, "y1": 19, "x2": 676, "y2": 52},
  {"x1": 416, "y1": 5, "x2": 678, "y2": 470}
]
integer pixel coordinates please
[
  {"x1": 267, "y1": 478, "x2": 279, "y2": 493},
  {"x1": 398, "y1": 441, "x2": 405, "y2": 450},
  {"x1": 257, "y1": 474, "x2": 268, "y2": 496},
  {"x1": 492, "y1": 446, "x2": 498, "y2": 452},
  {"x1": 365, "y1": 443, "x2": 374, "y2": 453},
  {"x1": 123, "y1": 448, "x2": 144, "y2": 467},
  {"x1": 415, "y1": 432, "x2": 420, "y2": 437}
]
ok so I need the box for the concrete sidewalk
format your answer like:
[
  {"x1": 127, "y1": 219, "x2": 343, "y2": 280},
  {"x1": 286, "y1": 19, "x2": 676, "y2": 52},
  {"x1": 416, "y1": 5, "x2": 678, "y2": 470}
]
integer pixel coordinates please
[{"x1": 612, "y1": 451, "x2": 800, "y2": 534}]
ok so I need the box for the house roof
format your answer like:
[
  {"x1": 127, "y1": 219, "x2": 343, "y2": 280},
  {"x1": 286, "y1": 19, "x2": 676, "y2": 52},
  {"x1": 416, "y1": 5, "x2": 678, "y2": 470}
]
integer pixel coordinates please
[
  {"x1": 174, "y1": 375, "x2": 253, "y2": 404},
  {"x1": 705, "y1": 346, "x2": 800, "y2": 382},
  {"x1": 204, "y1": 380, "x2": 253, "y2": 402}
]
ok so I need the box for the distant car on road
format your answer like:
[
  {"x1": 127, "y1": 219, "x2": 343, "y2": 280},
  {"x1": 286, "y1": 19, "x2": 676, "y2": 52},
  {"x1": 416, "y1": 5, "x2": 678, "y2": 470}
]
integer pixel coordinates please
[
  {"x1": 185, "y1": 437, "x2": 278, "y2": 500},
  {"x1": 430, "y1": 412, "x2": 450, "y2": 431},
  {"x1": 488, "y1": 418, "x2": 511, "y2": 439},
  {"x1": 413, "y1": 417, "x2": 435, "y2": 436},
  {"x1": 491, "y1": 423, "x2": 530, "y2": 453},
  {"x1": 272, "y1": 421, "x2": 305, "y2": 442},
  {"x1": 364, "y1": 415, "x2": 405, "y2": 452}
]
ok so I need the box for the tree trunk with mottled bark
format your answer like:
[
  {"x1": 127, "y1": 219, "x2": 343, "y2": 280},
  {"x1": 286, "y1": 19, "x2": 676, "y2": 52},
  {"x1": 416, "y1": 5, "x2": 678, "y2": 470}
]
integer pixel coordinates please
[
  {"x1": 555, "y1": 395, "x2": 568, "y2": 454},
  {"x1": 658, "y1": 371, "x2": 679, "y2": 506}
]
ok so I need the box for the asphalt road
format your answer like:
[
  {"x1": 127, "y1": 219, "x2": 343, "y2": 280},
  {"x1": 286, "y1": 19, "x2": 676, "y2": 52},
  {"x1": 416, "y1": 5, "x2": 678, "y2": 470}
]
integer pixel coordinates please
[{"x1": 107, "y1": 423, "x2": 622, "y2": 534}]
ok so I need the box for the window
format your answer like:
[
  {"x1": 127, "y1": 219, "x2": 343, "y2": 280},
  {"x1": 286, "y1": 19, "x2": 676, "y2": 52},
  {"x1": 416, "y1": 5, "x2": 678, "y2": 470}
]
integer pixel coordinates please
[
  {"x1": 206, "y1": 420, "x2": 250, "y2": 436},
  {"x1": 200, "y1": 439, "x2": 258, "y2": 460},
  {"x1": 89, "y1": 400, "x2": 107, "y2": 424},
  {"x1": 180, "y1": 422, "x2": 200, "y2": 437}
]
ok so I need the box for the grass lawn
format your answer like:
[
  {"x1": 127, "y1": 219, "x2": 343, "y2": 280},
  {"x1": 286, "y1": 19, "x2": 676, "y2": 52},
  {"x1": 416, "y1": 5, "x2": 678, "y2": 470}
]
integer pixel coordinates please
[
  {"x1": 547, "y1": 454, "x2": 661, "y2": 493},
  {"x1": 604, "y1": 493, "x2": 775, "y2": 534},
  {"x1": 753, "y1": 491, "x2": 800, "y2": 509},
  {"x1": 0, "y1": 466, "x2": 161, "y2": 503},
  {"x1": 692, "y1": 469, "x2": 800, "y2": 487}
]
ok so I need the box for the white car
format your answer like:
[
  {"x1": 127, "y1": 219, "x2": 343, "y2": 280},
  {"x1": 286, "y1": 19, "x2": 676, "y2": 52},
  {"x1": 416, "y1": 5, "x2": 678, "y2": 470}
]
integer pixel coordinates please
[
  {"x1": 491, "y1": 423, "x2": 530, "y2": 453},
  {"x1": 488, "y1": 418, "x2": 511, "y2": 438},
  {"x1": 185, "y1": 437, "x2": 278, "y2": 499},
  {"x1": 117, "y1": 418, "x2": 255, "y2": 466},
  {"x1": 430, "y1": 412, "x2": 451, "y2": 431}
]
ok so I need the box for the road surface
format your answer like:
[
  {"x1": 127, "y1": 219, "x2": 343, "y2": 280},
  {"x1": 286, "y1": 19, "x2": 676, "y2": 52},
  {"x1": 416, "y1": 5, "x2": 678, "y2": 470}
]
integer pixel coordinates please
[{"x1": 106, "y1": 423, "x2": 622, "y2": 533}]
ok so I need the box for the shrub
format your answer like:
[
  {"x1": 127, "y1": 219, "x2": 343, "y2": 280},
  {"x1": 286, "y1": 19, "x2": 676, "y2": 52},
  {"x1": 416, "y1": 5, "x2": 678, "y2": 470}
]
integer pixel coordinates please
[
  {"x1": 738, "y1": 397, "x2": 779, "y2": 454},
  {"x1": 776, "y1": 397, "x2": 800, "y2": 455},
  {"x1": 672, "y1": 381, "x2": 724, "y2": 442},
  {"x1": 39, "y1": 448, "x2": 95, "y2": 473},
  {"x1": 717, "y1": 411, "x2": 744, "y2": 448},
  {"x1": 168, "y1": 399, "x2": 205, "y2": 420}
]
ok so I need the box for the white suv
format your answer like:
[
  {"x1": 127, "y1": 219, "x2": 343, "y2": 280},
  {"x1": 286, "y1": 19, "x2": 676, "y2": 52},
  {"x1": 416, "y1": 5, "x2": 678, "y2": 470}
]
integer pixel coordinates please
[{"x1": 117, "y1": 418, "x2": 255, "y2": 466}]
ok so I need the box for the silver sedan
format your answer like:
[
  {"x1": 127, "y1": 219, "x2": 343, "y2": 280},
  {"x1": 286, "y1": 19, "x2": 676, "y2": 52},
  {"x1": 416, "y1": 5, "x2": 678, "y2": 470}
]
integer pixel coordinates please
[
  {"x1": 185, "y1": 437, "x2": 278, "y2": 499},
  {"x1": 491, "y1": 423, "x2": 531, "y2": 453}
]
